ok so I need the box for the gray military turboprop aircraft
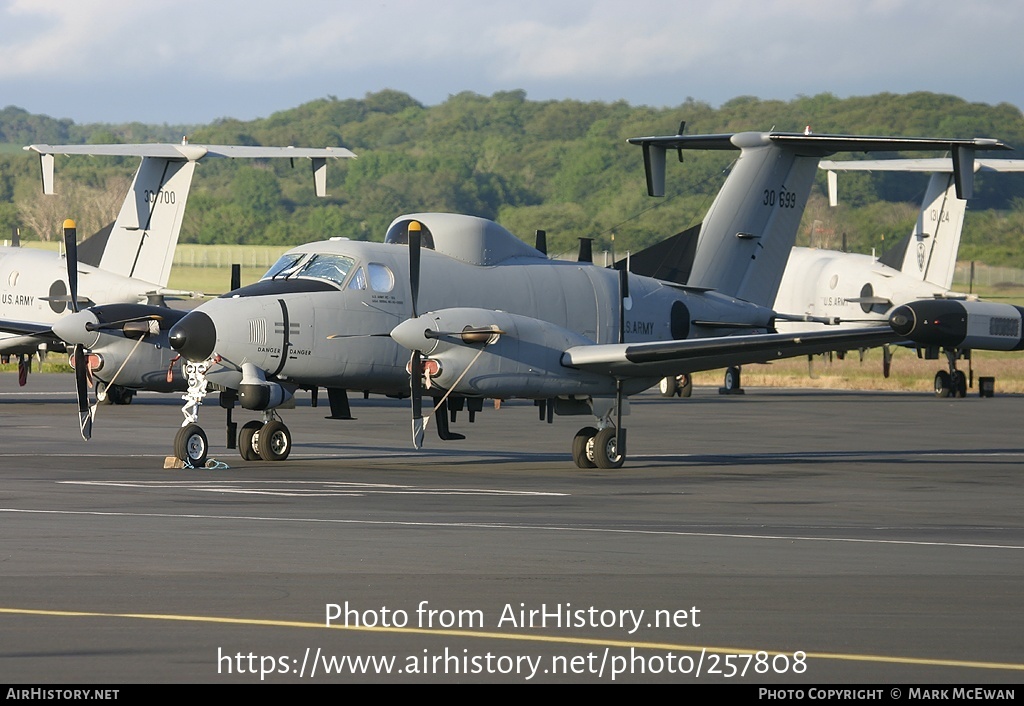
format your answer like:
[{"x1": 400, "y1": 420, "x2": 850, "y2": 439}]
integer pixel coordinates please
[
  {"x1": 1, "y1": 142, "x2": 352, "y2": 438},
  {"x1": 164, "y1": 128, "x2": 1009, "y2": 469}
]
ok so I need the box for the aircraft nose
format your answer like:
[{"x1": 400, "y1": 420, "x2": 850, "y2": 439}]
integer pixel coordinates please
[{"x1": 169, "y1": 310, "x2": 217, "y2": 361}]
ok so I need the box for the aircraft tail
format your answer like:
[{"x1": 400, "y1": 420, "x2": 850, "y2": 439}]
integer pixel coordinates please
[
  {"x1": 88, "y1": 156, "x2": 197, "y2": 287},
  {"x1": 627, "y1": 131, "x2": 1010, "y2": 307},
  {"x1": 879, "y1": 171, "x2": 964, "y2": 289},
  {"x1": 27, "y1": 142, "x2": 356, "y2": 289},
  {"x1": 824, "y1": 157, "x2": 1024, "y2": 291}
]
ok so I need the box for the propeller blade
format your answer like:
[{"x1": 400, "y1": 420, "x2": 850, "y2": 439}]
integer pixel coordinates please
[
  {"x1": 408, "y1": 221, "x2": 421, "y2": 318},
  {"x1": 326, "y1": 332, "x2": 392, "y2": 340},
  {"x1": 410, "y1": 350, "x2": 425, "y2": 449},
  {"x1": 73, "y1": 344, "x2": 93, "y2": 440},
  {"x1": 63, "y1": 219, "x2": 79, "y2": 314}
]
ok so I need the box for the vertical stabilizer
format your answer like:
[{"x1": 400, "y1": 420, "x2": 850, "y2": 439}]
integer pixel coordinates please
[
  {"x1": 628, "y1": 132, "x2": 1010, "y2": 307},
  {"x1": 97, "y1": 156, "x2": 197, "y2": 288},
  {"x1": 823, "y1": 157, "x2": 1024, "y2": 291},
  {"x1": 689, "y1": 137, "x2": 820, "y2": 305},
  {"x1": 898, "y1": 172, "x2": 965, "y2": 289}
]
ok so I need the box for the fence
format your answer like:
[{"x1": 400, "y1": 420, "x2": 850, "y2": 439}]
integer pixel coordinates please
[
  {"x1": 953, "y1": 262, "x2": 1024, "y2": 288},
  {"x1": 172, "y1": 245, "x2": 283, "y2": 270}
]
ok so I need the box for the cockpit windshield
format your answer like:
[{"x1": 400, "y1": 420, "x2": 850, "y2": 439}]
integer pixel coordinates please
[
  {"x1": 263, "y1": 253, "x2": 306, "y2": 280},
  {"x1": 260, "y1": 252, "x2": 357, "y2": 287}
]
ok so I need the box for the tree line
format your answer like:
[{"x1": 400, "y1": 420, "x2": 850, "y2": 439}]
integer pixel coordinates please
[{"x1": 1, "y1": 91, "x2": 1023, "y2": 266}]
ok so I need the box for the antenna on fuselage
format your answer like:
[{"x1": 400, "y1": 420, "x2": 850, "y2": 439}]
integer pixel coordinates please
[
  {"x1": 578, "y1": 237, "x2": 593, "y2": 263},
  {"x1": 535, "y1": 229, "x2": 547, "y2": 255}
]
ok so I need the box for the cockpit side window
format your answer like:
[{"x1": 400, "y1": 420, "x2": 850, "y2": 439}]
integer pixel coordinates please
[
  {"x1": 368, "y1": 263, "x2": 395, "y2": 292},
  {"x1": 348, "y1": 267, "x2": 366, "y2": 290},
  {"x1": 297, "y1": 254, "x2": 356, "y2": 286},
  {"x1": 263, "y1": 253, "x2": 306, "y2": 280}
]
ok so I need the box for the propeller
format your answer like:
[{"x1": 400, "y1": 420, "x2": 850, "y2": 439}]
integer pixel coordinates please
[
  {"x1": 407, "y1": 221, "x2": 426, "y2": 448},
  {"x1": 61, "y1": 219, "x2": 94, "y2": 440}
]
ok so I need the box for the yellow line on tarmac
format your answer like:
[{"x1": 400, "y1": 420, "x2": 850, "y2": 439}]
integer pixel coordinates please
[{"x1": 2, "y1": 607, "x2": 1023, "y2": 673}]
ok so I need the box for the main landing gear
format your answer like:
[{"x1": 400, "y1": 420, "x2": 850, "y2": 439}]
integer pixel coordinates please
[
  {"x1": 95, "y1": 380, "x2": 134, "y2": 405},
  {"x1": 658, "y1": 373, "x2": 693, "y2": 398},
  {"x1": 933, "y1": 349, "x2": 969, "y2": 399},
  {"x1": 572, "y1": 426, "x2": 626, "y2": 469},
  {"x1": 571, "y1": 390, "x2": 627, "y2": 469},
  {"x1": 237, "y1": 415, "x2": 293, "y2": 462}
]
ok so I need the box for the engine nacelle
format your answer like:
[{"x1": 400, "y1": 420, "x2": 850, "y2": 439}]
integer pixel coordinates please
[
  {"x1": 392, "y1": 308, "x2": 625, "y2": 398},
  {"x1": 889, "y1": 300, "x2": 1024, "y2": 351},
  {"x1": 238, "y1": 362, "x2": 296, "y2": 410}
]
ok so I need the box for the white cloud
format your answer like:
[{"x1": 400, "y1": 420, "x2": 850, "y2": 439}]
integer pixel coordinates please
[{"x1": 0, "y1": 0, "x2": 1020, "y2": 123}]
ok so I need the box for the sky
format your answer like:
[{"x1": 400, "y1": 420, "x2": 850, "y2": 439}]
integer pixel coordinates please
[{"x1": 1, "y1": 0, "x2": 1022, "y2": 126}]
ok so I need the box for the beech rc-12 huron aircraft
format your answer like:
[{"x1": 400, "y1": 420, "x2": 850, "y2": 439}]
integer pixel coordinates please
[{"x1": 152, "y1": 128, "x2": 1009, "y2": 469}]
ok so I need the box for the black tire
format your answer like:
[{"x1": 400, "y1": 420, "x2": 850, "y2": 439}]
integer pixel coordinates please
[
  {"x1": 95, "y1": 381, "x2": 113, "y2": 406},
  {"x1": 257, "y1": 420, "x2": 291, "y2": 461},
  {"x1": 952, "y1": 370, "x2": 968, "y2": 398},
  {"x1": 658, "y1": 377, "x2": 677, "y2": 398},
  {"x1": 724, "y1": 366, "x2": 741, "y2": 392},
  {"x1": 678, "y1": 373, "x2": 693, "y2": 398},
  {"x1": 593, "y1": 427, "x2": 625, "y2": 469},
  {"x1": 934, "y1": 370, "x2": 951, "y2": 398},
  {"x1": 572, "y1": 426, "x2": 598, "y2": 469},
  {"x1": 238, "y1": 420, "x2": 263, "y2": 461},
  {"x1": 109, "y1": 385, "x2": 134, "y2": 405},
  {"x1": 174, "y1": 423, "x2": 209, "y2": 467}
]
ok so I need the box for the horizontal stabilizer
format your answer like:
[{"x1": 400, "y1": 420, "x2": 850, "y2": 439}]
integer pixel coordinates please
[
  {"x1": 628, "y1": 131, "x2": 1010, "y2": 198},
  {"x1": 26, "y1": 143, "x2": 355, "y2": 197},
  {"x1": 845, "y1": 296, "x2": 893, "y2": 306}
]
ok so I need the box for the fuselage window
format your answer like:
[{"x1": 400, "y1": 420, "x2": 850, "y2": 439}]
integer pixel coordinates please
[
  {"x1": 368, "y1": 263, "x2": 395, "y2": 292},
  {"x1": 298, "y1": 254, "x2": 356, "y2": 286}
]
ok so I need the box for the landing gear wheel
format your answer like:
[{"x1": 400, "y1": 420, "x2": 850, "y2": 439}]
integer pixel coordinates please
[
  {"x1": 952, "y1": 370, "x2": 968, "y2": 398},
  {"x1": 593, "y1": 427, "x2": 625, "y2": 469},
  {"x1": 95, "y1": 381, "x2": 113, "y2": 406},
  {"x1": 238, "y1": 420, "x2": 263, "y2": 461},
  {"x1": 174, "y1": 423, "x2": 209, "y2": 467},
  {"x1": 724, "y1": 366, "x2": 741, "y2": 392},
  {"x1": 659, "y1": 376, "x2": 677, "y2": 398},
  {"x1": 108, "y1": 384, "x2": 134, "y2": 405},
  {"x1": 934, "y1": 370, "x2": 952, "y2": 398},
  {"x1": 678, "y1": 373, "x2": 693, "y2": 398},
  {"x1": 572, "y1": 426, "x2": 598, "y2": 469},
  {"x1": 257, "y1": 420, "x2": 291, "y2": 461}
]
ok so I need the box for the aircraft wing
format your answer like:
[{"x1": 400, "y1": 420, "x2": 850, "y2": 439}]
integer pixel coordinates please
[{"x1": 562, "y1": 326, "x2": 904, "y2": 379}]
